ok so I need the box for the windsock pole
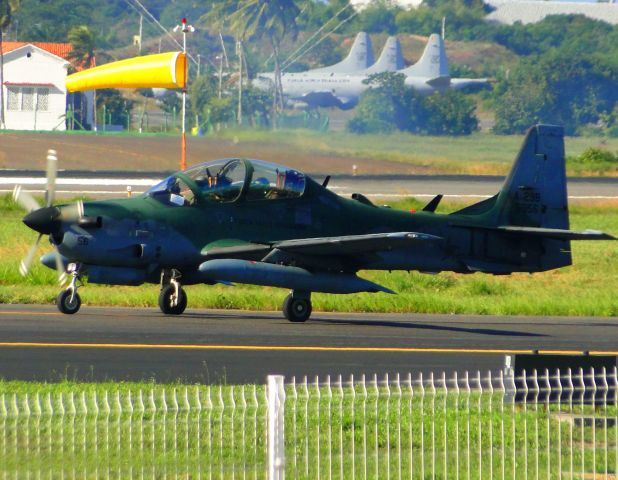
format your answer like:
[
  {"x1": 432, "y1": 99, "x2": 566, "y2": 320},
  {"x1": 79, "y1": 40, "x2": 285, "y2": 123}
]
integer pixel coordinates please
[
  {"x1": 176, "y1": 17, "x2": 194, "y2": 171},
  {"x1": 181, "y1": 19, "x2": 188, "y2": 171}
]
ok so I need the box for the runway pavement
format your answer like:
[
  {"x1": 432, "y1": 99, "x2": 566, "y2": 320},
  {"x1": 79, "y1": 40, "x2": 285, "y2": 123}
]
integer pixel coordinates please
[
  {"x1": 1, "y1": 171, "x2": 617, "y2": 200},
  {"x1": 0, "y1": 304, "x2": 616, "y2": 384}
]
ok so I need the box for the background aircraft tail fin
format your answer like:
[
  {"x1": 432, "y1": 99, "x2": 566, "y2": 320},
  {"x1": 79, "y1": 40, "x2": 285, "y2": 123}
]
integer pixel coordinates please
[
  {"x1": 365, "y1": 36, "x2": 405, "y2": 74},
  {"x1": 313, "y1": 32, "x2": 374, "y2": 73},
  {"x1": 400, "y1": 33, "x2": 449, "y2": 79},
  {"x1": 342, "y1": 31, "x2": 375, "y2": 71}
]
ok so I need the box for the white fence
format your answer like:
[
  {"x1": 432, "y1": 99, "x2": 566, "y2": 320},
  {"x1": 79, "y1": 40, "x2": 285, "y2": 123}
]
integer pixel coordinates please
[{"x1": 0, "y1": 368, "x2": 617, "y2": 479}]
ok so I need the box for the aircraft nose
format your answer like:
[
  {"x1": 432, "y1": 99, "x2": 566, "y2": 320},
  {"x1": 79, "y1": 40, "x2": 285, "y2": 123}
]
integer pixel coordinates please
[{"x1": 22, "y1": 206, "x2": 61, "y2": 234}]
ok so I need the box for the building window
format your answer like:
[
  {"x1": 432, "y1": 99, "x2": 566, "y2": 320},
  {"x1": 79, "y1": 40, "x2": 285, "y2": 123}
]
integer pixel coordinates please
[
  {"x1": 37, "y1": 88, "x2": 49, "y2": 111},
  {"x1": 21, "y1": 87, "x2": 34, "y2": 111},
  {"x1": 7, "y1": 87, "x2": 19, "y2": 111},
  {"x1": 5, "y1": 86, "x2": 52, "y2": 112}
]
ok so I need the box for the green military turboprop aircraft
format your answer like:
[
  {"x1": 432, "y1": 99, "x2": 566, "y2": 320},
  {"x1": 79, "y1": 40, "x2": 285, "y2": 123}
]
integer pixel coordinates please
[{"x1": 14, "y1": 125, "x2": 616, "y2": 321}]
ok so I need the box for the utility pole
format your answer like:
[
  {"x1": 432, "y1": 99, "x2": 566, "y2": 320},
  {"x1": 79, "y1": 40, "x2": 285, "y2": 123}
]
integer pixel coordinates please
[
  {"x1": 217, "y1": 55, "x2": 223, "y2": 99},
  {"x1": 174, "y1": 18, "x2": 194, "y2": 171},
  {"x1": 138, "y1": 15, "x2": 143, "y2": 54},
  {"x1": 237, "y1": 40, "x2": 243, "y2": 126}
]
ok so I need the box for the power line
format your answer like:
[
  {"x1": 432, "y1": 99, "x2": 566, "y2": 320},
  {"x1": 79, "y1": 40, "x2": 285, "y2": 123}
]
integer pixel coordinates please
[
  {"x1": 281, "y1": 9, "x2": 359, "y2": 72},
  {"x1": 279, "y1": 3, "x2": 352, "y2": 69},
  {"x1": 123, "y1": 0, "x2": 198, "y2": 65}
]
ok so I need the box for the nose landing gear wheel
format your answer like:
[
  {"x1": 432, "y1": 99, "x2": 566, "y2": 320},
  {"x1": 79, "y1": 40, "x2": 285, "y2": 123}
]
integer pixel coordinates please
[
  {"x1": 283, "y1": 293, "x2": 312, "y2": 323},
  {"x1": 56, "y1": 289, "x2": 81, "y2": 314},
  {"x1": 159, "y1": 284, "x2": 187, "y2": 315}
]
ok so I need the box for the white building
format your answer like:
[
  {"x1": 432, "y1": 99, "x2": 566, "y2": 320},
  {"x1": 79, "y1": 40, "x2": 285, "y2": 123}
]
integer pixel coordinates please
[
  {"x1": 351, "y1": 0, "x2": 424, "y2": 9},
  {"x1": 485, "y1": 1, "x2": 618, "y2": 25},
  {"x1": 1, "y1": 42, "x2": 94, "y2": 131}
]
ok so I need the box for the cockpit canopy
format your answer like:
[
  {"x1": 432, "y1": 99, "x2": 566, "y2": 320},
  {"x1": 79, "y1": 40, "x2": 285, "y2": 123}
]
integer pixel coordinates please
[{"x1": 145, "y1": 158, "x2": 306, "y2": 206}]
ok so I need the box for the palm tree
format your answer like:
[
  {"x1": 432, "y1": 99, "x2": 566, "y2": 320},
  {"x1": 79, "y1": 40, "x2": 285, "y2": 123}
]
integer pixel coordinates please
[
  {"x1": 67, "y1": 25, "x2": 96, "y2": 130},
  {"x1": 67, "y1": 25, "x2": 96, "y2": 72},
  {"x1": 216, "y1": 0, "x2": 300, "y2": 126},
  {"x1": 0, "y1": 0, "x2": 20, "y2": 129},
  {"x1": 232, "y1": 0, "x2": 300, "y2": 116}
]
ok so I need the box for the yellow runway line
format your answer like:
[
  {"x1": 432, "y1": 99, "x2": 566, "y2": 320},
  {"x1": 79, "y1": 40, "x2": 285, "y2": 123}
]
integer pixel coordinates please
[
  {"x1": 0, "y1": 342, "x2": 615, "y2": 356},
  {"x1": 0, "y1": 311, "x2": 62, "y2": 316}
]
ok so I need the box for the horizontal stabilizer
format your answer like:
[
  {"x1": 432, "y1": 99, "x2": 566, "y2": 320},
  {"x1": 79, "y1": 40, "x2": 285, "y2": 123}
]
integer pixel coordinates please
[
  {"x1": 454, "y1": 224, "x2": 616, "y2": 241},
  {"x1": 496, "y1": 226, "x2": 616, "y2": 241},
  {"x1": 426, "y1": 76, "x2": 451, "y2": 87}
]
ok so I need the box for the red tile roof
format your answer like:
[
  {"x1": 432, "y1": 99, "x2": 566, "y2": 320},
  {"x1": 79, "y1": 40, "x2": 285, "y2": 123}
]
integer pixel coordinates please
[{"x1": 0, "y1": 42, "x2": 95, "y2": 70}]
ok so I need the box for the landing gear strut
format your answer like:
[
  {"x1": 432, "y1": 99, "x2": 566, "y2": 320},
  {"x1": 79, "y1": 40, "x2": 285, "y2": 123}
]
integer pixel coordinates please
[
  {"x1": 283, "y1": 290, "x2": 312, "y2": 323},
  {"x1": 159, "y1": 269, "x2": 187, "y2": 315},
  {"x1": 56, "y1": 263, "x2": 82, "y2": 314}
]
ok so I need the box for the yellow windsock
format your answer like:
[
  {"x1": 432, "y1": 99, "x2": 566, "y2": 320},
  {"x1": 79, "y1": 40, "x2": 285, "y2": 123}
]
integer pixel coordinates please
[{"x1": 66, "y1": 52, "x2": 187, "y2": 92}]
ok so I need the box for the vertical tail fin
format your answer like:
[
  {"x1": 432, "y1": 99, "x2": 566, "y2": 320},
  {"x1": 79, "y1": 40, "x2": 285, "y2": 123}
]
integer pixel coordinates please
[
  {"x1": 365, "y1": 36, "x2": 405, "y2": 74},
  {"x1": 311, "y1": 32, "x2": 374, "y2": 74},
  {"x1": 494, "y1": 124, "x2": 568, "y2": 230},
  {"x1": 400, "y1": 33, "x2": 449, "y2": 79},
  {"x1": 453, "y1": 125, "x2": 572, "y2": 272}
]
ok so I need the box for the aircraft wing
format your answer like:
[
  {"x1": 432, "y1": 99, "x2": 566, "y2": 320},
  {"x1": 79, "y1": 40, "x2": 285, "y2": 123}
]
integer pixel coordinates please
[
  {"x1": 202, "y1": 232, "x2": 442, "y2": 260},
  {"x1": 296, "y1": 91, "x2": 357, "y2": 110},
  {"x1": 201, "y1": 241, "x2": 271, "y2": 260},
  {"x1": 272, "y1": 232, "x2": 442, "y2": 255}
]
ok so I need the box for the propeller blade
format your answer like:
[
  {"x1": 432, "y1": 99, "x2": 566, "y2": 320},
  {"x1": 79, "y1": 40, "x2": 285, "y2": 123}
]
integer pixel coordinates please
[
  {"x1": 46, "y1": 149, "x2": 58, "y2": 207},
  {"x1": 54, "y1": 247, "x2": 67, "y2": 285},
  {"x1": 12, "y1": 186, "x2": 41, "y2": 213},
  {"x1": 59, "y1": 200, "x2": 84, "y2": 222},
  {"x1": 19, "y1": 233, "x2": 43, "y2": 277}
]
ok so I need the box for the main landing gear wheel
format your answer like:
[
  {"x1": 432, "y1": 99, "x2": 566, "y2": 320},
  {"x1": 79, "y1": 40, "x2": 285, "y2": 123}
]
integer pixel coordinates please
[
  {"x1": 56, "y1": 289, "x2": 81, "y2": 314},
  {"x1": 283, "y1": 292, "x2": 312, "y2": 323},
  {"x1": 159, "y1": 284, "x2": 187, "y2": 315}
]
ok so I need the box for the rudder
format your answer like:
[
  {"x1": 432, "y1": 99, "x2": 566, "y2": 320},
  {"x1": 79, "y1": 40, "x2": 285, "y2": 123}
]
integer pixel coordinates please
[
  {"x1": 400, "y1": 33, "x2": 449, "y2": 79},
  {"x1": 312, "y1": 32, "x2": 374, "y2": 74},
  {"x1": 494, "y1": 124, "x2": 569, "y2": 230},
  {"x1": 492, "y1": 124, "x2": 571, "y2": 271},
  {"x1": 365, "y1": 36, "x2": 405, "y2": 74}
]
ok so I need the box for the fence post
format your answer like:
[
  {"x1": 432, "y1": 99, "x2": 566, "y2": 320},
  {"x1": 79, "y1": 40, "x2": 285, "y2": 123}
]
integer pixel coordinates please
[{"x1": 267, "y1": 375, "x2": 286, "y2": 480}]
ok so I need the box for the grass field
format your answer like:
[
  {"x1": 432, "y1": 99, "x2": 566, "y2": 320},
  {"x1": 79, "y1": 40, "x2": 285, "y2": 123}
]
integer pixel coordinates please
[
  {"x1": 1, "y1": 195, "x2": 617, "y2": 316},
  {"x1": 1, "y1": 128, "x2": 618, "y2": 176},
  {"x1": 0, "y1": 380, "x2": 615, "y2": 478},
  {"x1": 216, "y1": 128, "x2": 618, "y2": 176}
]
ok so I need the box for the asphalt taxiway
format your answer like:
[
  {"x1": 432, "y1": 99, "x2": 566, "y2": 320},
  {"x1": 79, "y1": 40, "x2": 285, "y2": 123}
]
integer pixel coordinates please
[{"x1": 0, "y1": 304, "x2": 615, "y2": 383}]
